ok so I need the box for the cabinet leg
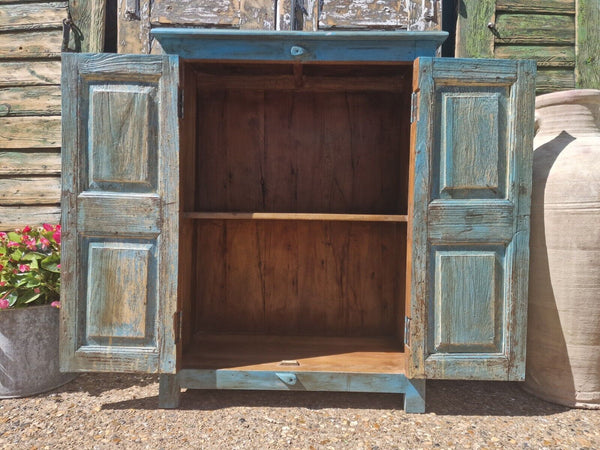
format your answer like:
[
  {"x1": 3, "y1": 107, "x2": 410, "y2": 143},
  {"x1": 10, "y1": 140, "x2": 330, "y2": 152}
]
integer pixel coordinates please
[
  {"x1": 158, "y1": 374, "x2": 181, "y2": 409},
  {"x1": 404, "y1": 379, "x2": 426, "y2": 413}
]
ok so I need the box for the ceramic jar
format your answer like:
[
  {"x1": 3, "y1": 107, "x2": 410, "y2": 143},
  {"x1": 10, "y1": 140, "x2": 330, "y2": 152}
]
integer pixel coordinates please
[{"x1": 525, "y1": 89, "x2": 600, "y2": 408}]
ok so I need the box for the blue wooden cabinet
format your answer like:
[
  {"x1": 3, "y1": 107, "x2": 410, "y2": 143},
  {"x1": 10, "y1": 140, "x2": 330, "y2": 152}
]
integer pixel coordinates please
[{"x1": 60, "y1": 31, "x2": 536, "y2": 413}]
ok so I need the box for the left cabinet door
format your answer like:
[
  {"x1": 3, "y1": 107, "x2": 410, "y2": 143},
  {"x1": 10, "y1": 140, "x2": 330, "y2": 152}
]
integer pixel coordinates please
[{"x1": 60, "y1": 54, "x2": 180, "y2": 374}]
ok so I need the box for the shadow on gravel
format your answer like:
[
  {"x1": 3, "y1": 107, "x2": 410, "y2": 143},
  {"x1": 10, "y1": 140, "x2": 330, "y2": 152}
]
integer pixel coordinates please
[
  {"x1": 49, "y1": 373, "x2": 158, "y2": 397},
  {"x1": 102, "y1": 380, "x2": 569, "y2": 417}
]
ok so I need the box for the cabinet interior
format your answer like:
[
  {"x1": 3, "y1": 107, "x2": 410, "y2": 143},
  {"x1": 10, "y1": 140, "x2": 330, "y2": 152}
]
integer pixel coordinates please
[{"x1": 179, "y1": 61, "x2": 414, "y2": 372}]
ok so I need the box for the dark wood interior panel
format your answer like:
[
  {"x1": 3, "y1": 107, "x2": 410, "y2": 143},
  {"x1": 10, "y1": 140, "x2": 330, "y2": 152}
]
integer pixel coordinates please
[
  {"x1": 193, "y1": 220, "x2": 406, "y2": 337},
  {"x1": 193, "y1": 63, "x2": 412, "y2": 215}
]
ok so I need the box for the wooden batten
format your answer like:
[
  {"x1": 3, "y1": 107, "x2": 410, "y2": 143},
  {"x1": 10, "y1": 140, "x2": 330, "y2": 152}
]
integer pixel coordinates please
[{"x1": 0, "y1": 1, "x2": 66, "y2": 229}]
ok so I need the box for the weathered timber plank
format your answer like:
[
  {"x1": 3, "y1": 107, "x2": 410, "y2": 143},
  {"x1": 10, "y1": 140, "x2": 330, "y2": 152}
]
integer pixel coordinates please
[
  {"x1": 276, "y1": 0, "x2": 293, "y2": 30},
  {"x1": 0, "y1": 2, "x2": 67, "y2": 32},
  {"x1": 0, "y1": 176, "x2": 60, "y2": 205},
  {"x1": 536, "y1": 67, "x2": 576, "y2": 93},
  {"x1": 68, "y1": 0, "x2": 106, "y2": 52},
  {"x1": 408, "y1": 0, "x2": 442, "y2": 31},
  {"x1": 240, "y1": 0, "x2": 275, "y2": 29},
  {"x1": 0, "y1": 61, "x2": 61, "y2": 87},
  {"x1": 318, "y1": 0, "x2": 410, "y2": 30},
  {"x1": 494, "y1": 13, "x2": 575, "y2": 44},
  {"x1": 0, "y1": 30, "x2": 62, "y2": 58},
  {"x1": 455, "y1": 0, "x2": 495, "y2": 57},
  {"x1": 496, "y1": 0, "x2": 575, "y2": 14},
  {"x1": 0, "y1": 86, "x2": 61, "y2": 116},
  {"x1": 0, "y1": 205, "x2": 60, "y2": 231},
  {"x1": 495, "y1": 45, "x2": 575, "y2": 67},
  {"x1": 576, "y1": 0, "x2": 600, "y2": 88},
  {"x1": 0, "y1": 116, "x2": 61, "y2": 148},
  {"x1": 0, "y1": 151, "x2": 61, "y2": 175},
  {"x1": 117, "y1": 0, "x2": 150, "y2": 53},
  {"x1": 151, "y1": 0, "x2": 240, "y2": 27}
]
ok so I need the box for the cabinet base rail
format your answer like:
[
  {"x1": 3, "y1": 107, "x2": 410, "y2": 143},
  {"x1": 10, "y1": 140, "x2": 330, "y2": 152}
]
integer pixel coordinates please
[{"x1": 158, "y1": 370, "x2": 426, "y2": 413}]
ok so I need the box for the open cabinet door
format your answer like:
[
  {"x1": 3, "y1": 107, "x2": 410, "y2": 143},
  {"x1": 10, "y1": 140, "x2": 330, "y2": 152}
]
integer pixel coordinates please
[
  {"x1": 407, "y1": 57, "x2": 536, "y2": 380},
  {"x1": 60, "y1": 54, "x2": 180, "y2": 374}
]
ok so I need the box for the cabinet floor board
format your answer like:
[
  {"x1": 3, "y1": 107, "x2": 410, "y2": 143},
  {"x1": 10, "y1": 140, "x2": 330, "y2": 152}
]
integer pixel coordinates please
[{"x1": 182, "y1": 334, "x2": 405, "y2": 373}]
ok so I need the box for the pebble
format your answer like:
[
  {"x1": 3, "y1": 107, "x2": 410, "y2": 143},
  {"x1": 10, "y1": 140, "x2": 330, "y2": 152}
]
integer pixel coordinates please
[{"x1": 0, "y1": 374, "x2": 598, "y2": 449}]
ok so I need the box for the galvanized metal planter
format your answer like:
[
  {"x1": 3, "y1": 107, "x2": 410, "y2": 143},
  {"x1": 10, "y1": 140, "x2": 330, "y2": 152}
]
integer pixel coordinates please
[{"x1": 0, "y1": 305, "x2": 75, "y2": 398}]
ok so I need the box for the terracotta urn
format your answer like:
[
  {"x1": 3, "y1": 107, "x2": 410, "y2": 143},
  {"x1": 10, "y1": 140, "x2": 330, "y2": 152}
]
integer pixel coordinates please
[{"x1": 525, "y1": 89, "x2": 600, "y2": 408}]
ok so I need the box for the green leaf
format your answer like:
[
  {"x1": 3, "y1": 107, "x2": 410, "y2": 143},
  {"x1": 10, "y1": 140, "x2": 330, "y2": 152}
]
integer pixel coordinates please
[
  {"x1": 21, "y1": 252, "x2": 46, "y2": 261},
  {"x1": 22, "y1": 292, "x2": 41, "y2": 304},
  {"x1": 7, "y1": 232, "x2": 21, "y2": 242},
  {"x1": 7, "y1": 291, "x2": 18, "y2": 307},
  {"x1": 12, "y1": 249, "x2": 22, "y2": 261},
  {"x1": 41, "y1": 255, "x2": 60, "y2": 273}
]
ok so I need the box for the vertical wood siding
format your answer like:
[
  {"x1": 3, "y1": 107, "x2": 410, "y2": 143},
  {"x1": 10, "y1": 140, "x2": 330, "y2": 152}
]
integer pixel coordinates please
[
  {"x1": 455, "y1": 0, "x2": 585, "y2": 93},
  {"x1": 0, "y1": 1, "x2": 67, "y2": 230}
]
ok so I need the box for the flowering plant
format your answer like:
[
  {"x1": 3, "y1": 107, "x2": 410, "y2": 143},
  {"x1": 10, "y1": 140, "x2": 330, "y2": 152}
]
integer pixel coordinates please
[{"x1": 0, "y1": 224, "x2": 61, "y2": 309}]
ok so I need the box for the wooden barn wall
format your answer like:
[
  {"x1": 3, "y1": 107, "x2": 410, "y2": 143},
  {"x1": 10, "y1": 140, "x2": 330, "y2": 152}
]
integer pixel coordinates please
[
  {"x1": 455, "y1": 0, "x2": 599, "y2": 93},
  {"x1": 0, "y1": 1, "x2": 67, "y2": 230}
]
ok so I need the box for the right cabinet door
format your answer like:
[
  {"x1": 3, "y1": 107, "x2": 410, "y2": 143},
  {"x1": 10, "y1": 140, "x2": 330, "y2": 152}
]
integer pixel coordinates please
[{"x1": 408, "y1": 57, "x2": 536, "y2": 380}]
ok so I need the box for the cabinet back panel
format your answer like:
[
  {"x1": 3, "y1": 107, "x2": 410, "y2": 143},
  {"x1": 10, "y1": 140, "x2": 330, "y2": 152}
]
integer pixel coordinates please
[
  {"x1": 192, "y1": 220, "x2": 405, "y2": 337},
  {"x1": 193, "y1": 64, "x2": 411, "y2": 214}
]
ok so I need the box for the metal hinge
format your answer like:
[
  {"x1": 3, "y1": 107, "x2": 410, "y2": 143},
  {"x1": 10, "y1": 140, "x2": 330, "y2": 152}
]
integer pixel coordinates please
[
  {"x1": 404, "y1": 316, "x2": 411, "y2": 347},
  {"x1": 174, "y1": 311, "x2": 183, "y2": 344},
  {"x1": 410, "y1": 91, "x2": 419, "y2": 123},
  {"x1": 177, "y1": 87, "x2": 184, "y2": 119}
]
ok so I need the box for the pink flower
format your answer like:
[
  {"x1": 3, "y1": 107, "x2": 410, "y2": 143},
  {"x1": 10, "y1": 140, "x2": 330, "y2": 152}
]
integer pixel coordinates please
[
  {"x1": 51, "y1": 301, "x2": 60, "y2": 309},
  {"x1": 57, "y1": 264, "x2": 61, "y2": 269},
  {"x1": 53, "y1": 231, "x2": 61, "y2": 244},
  {"x1": 42, "y1": 223, "x2": 54, "y2": 232},
  {"x1": 34, "y1": 288, "x2": 40, "y2": 294},
  {"x1": 0, "y1": 232, "x2": 6, "y2": 239},
  {"x1": 40, "y1": 237, "x2": 50, "y2": 250},
  {"x1": 0, "y1": 281, "x2": 5, "y2": 287},
  {"x1": 0, "y1": 264, "x2": 3, "y2": 271},
  {"x1": 18, "y1": 264, "x2": 30, "y2": 273},
  {"x1": 0, "y1": 298, "x2": 9, "y2": 309},
  {"x1": 22, "y1": 225, "x2": 31, "y2": 233},
  {"x1": 7, "y1": 241, "x2": 19, "y2": 247},
  {"x1": 55, "y1": 225, "x2": 61, "y2": 232},
  {"x1": 23, "y1": 237, "x2": 36, "y2": 250}
]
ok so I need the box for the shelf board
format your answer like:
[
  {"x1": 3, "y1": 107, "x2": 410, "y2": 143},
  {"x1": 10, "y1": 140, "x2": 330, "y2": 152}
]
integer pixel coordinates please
[
  {"x1": 182, "y1": 334, "x2": 405, "y2": 373},
  {"x1": 183, "y1": 212, "x2": 408, "y2": 222}
]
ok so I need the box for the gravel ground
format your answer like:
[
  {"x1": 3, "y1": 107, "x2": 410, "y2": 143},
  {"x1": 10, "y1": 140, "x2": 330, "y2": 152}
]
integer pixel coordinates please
[{"x1": 1, "y1": 373, "x2": 599, "y2": 449}]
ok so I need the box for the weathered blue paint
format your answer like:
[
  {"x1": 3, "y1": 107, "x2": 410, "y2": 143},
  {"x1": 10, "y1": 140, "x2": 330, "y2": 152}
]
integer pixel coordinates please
[
  {"x1": 59, "y1": 53, "x2": 180, "y2": 374},
  {"x1": 162, "y1": 370, "x2": 426, "y2": 413},
  {"x1": 408, "y1": 57, "x2": 536, "y2": 381},
  {"x1": 152, "y1": 29, "x2": 448, "y2": 62}
]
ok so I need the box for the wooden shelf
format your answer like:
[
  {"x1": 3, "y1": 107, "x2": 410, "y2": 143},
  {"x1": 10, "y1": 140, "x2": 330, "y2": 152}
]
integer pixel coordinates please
[
  {"x1": 183, "y1": 212, "x2": 408, "y2": 222},
  {"x1": 182, "y1": 334, "x2": 405, "y2": 373}
]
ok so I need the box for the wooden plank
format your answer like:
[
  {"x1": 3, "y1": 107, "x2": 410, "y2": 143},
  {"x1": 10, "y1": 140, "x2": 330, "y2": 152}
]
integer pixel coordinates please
[
  {"x1": 193, "y1": 221, "x2": 404, "y2": 337},
  {"x1": 0, "y1": 205, "x2": 61, "y2": 231},
  {"x1": 494, "y1": 13, "x2": 575, "y2": 44},
  {"x1": 240, "y1": 0, "x2": 275, "y2": 30},
  {"x1": 408, "y1": 0, "x2": 442, "y2": 31},
  {"x1": 151, "y1": 0, "x2": 240, "y2": 27},
  {"x1": 536, "y1": 67, "x2": 576, "y2": 93},
  {"x1": 318, "y1": 0, "x2": 410, "y2": 30},
  {"x1": 0, "y1": 151, "x2": 61, "y2": 175},
  {"x1": 275, "y1": 0, "x2": 293, "y2": 30},
  {"x1": 68, "y1": 0, "x2": 106, "y2": 52},
  {"x1": 0, "y1": 1, "x2": 67, "y2": 32},
  {"x1": 117, "y1": 0, "x2": 150, "y2": 53},
  {"x1": 576, "y1": 0, "x2": 600, "y2": 88},
  {"x1": 0, "y1": 116, "x2": 61, "y2": 148},
  {"x1": 454, "y1": 0, "x2": 495, "y2": 57},
  {"x1": 182, "y1": 334, "x2": 405, "y2": 373},
  {"x1": 495, "y1": 45, "x2": 575, "y2": 67},
  {"x1": 184, "y1": 212, "x2": 409, "y2": 222},
  {"x1": 0, "y1": 86, "x2": 61, "y2": 116},
  {"x1": 0, "y1": 176, "x2": 60, "y2": 205},
  {"x1": 0, "y1": 30, "x2": 63, "y2": 58},
  {"x1": 496, "y1": 0, "x2": 575, "y2": 14},
  {"x1": 0, "y1": 61, "x2": 61, "y2": 87}
]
